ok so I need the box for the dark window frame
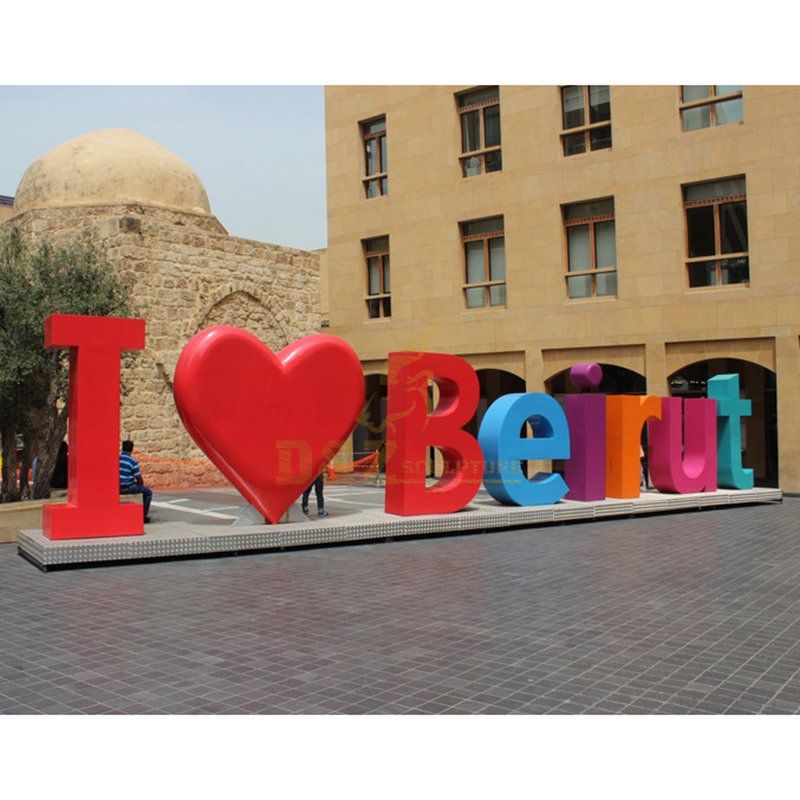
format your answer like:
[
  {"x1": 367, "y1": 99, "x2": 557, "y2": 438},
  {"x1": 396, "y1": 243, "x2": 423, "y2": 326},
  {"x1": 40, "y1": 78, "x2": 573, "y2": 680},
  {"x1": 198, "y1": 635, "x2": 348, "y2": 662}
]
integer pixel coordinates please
[
  {"x1": 682, "y1": 177, "x2": 749, "y2": 290},
  {"x1": 360, "y1": 116, "x2": 388, "y2": 198},
  {"x1": 460, "y1": 216, "x2": 506, "y2": 308},
  {"x1": 456, "y1": 87, "x2": 502, "y2": 177},
  {"x1": 363, "y1": 236, "x2": 391, "y2": 318},
  {"x1": 560, "y1": 85, "x2": 612, "y2": 157},
  {"x1": 563, "y1": 199, "x2": 618, "y2": 300}
]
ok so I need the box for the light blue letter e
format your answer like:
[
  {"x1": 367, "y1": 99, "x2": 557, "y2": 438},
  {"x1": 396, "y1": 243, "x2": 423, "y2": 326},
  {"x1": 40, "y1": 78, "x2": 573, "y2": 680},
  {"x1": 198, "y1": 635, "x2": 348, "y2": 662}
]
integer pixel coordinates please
[{"x1": 478, "y1": 393, "x2": 570, "y2": 506}]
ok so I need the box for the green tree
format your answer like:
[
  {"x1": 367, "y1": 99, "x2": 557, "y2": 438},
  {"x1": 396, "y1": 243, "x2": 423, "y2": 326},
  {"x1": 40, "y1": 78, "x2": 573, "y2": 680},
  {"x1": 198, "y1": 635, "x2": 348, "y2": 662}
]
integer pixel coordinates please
[{"x1": 0, "y1": 228, "x2": 135, "y2": 501}]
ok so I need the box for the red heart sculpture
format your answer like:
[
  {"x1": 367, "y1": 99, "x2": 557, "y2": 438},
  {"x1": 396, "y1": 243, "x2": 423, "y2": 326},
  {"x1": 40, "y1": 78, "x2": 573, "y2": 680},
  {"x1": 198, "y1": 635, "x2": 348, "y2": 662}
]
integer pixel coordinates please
[{"x1": 173, "y1": 327, "x2": 365, "y2": 524}]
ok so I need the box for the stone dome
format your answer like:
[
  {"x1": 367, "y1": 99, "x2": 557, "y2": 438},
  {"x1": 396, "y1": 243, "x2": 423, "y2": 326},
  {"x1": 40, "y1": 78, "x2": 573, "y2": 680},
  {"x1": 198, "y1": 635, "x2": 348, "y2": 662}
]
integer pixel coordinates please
[{"x1": 14, "y1": 129, "x2": 212, "y2": 216}]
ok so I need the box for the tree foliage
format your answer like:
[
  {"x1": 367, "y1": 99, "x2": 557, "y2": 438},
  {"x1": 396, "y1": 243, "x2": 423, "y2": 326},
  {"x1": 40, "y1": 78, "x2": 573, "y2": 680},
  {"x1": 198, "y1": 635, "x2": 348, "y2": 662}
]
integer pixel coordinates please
[{"x1": 0, "y1": 228, "x2": 135, "y2": 501}]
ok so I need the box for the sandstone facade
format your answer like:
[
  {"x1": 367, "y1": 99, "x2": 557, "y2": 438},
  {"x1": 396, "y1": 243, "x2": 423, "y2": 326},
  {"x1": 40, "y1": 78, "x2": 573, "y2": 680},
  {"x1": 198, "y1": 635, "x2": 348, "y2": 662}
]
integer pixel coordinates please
[{"x1": 325, "y1": 86, "x2": 800, "y2": 490}]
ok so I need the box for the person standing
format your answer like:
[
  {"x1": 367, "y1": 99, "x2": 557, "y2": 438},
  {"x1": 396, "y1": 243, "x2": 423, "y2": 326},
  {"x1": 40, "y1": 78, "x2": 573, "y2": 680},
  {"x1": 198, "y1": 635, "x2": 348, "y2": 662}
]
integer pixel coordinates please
[
  {"x1": 50, "y1": 441, "x2": 68, "y2": 489},
  {"x1": 119, "y1": 440, "x2": 153, "y2": 523},
  {"x1": 301, "y1": 473, "x2": 328, "y2": 518},
  {"x1": 639, "y1": 443, "x2": 647, "y2": 492}
]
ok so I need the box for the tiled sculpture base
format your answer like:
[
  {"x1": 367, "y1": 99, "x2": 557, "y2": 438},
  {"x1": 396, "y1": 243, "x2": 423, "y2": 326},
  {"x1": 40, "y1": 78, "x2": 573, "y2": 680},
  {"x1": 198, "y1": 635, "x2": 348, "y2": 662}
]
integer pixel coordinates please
[{"x1": 18, "y1": 487, "x2": 782, "y2": 571}]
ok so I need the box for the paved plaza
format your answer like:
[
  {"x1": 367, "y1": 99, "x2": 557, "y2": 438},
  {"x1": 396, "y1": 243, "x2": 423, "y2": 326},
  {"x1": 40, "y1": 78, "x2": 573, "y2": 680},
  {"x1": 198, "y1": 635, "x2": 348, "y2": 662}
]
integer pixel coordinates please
[{"x1": 1, "y1": 493, "x2": 799, "y2": 714}]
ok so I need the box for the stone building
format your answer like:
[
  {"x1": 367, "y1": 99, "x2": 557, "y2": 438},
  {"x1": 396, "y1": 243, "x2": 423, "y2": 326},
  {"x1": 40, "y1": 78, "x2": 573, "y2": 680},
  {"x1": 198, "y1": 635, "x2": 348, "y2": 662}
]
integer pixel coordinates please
[
  {"x1": 1, "y1": 129, "x2": 320, "y2": 487},
  {"x1": 324, "y1": 86, "x2": 800, "y2": 491},
  {"x1": 0, "y1": 195, "x2": 13, "y2": 223}
]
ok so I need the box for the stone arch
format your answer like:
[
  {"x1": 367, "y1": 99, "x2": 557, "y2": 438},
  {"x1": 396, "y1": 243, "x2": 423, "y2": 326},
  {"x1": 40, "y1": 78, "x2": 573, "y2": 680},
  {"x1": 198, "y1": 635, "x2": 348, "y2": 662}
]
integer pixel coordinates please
[
  {"x1": 665, "y1": 338, "x2": 774, "y2": 377},
  {"x1": 462, "y1": 352, "x2": 525, "y2": 382},
  {"x1": 465, "y1": 368, "x2": 527, "y2": 440},
  {"x1": 353, "y1": 372, "x2": 388, "y2": 470},
  {"x1": 191, "y1": 280, "x2": 293, "y2": 348},
  {"x1": 542, "y1": 345, "x2": 644, "y2": 386},
  {"x1": 361, "y1": 356, "x2": 389, "y2": 378},
  {"x1": 200, "y1": 290, "x2": 284, "y2": 350},
  {"x1": 143, "y1": 287, "x2": 292, "y2": 396},
  {"x1": 544, "y1": 363, "x2": 647, "y2": 396}
]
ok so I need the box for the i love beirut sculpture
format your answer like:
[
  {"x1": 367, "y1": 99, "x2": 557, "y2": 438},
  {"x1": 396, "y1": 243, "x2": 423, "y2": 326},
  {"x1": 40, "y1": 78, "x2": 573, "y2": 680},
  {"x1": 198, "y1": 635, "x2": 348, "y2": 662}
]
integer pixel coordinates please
[
  {"x1": 172, "y1": 324, "x2": 365, "y2": 525},
  {"x1": 41, "y1": 314, "x2": 755, "y2": 540}
]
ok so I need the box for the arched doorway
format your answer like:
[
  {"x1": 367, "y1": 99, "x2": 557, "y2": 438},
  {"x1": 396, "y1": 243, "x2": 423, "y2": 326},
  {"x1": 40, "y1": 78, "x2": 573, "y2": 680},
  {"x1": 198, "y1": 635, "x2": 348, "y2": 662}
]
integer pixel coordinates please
[
  {"x1": 669, "y1": 359, "x2": 778, "y2": 487},
  {"x1": 352, "y1": 373, "x2": 388, "y2": 471},
  {"x1": 546, "y1": 364, "x2": 647, "y2": 479},
  {"x1": 457, "y1": 368, "x2": 526, "y2": 480},
  {"x1": 357, "y1": 368, "x2": 530, "y2": 478},
  {"x1": 424, "y1": 368, "x2": 526, "y2": 478},
  {"x1": 545, "y1": 363, "x2": 646, "y2": 398},
  {"x1": 465, "y1": 368, "x2": 527, "y2": 440}
]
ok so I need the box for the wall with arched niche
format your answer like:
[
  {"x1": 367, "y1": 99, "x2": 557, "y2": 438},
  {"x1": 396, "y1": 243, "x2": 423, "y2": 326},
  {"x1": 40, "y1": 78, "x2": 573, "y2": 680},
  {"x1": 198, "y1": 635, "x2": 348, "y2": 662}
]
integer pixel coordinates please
[
  {"x1": 665, "y1": 338, "x2": 775, "y2": 376},
  {"x1": 5, "y1": 204, "x2": 321, "y2": 488},
  {"x1": 542, "y1": 345, "x2": 645, "y2": 388},
  {"x1": 545, "y1": 364, "x2": 647, "y2": 396},
  {"x1": 350, "y1": 373, "x2": 388, "y2": 473},
  {"x1": 199, "y1": 290, "x2": 288, "y2": 351}
]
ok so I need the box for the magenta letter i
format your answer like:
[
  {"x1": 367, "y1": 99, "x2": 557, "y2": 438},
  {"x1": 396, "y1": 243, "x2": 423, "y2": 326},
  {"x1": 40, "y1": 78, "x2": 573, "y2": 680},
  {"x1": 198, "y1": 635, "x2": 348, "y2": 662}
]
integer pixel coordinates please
[{"x1": 565, "y1": 363, "x2": 606, "y2": 501}]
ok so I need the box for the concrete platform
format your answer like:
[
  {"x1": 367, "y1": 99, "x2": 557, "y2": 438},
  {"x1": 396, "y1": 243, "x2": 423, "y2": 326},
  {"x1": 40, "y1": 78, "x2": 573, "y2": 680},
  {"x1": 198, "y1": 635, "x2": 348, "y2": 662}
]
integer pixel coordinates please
[{"x1": 16, "y1": 487, "x2": 782, "y2": 570}]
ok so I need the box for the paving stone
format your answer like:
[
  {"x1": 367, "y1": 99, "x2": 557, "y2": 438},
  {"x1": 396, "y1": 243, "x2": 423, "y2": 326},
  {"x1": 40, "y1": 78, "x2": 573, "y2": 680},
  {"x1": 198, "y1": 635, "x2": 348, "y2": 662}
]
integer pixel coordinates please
[{"x1": 0, "y1": 499, "x2": 799, "y2": 714}]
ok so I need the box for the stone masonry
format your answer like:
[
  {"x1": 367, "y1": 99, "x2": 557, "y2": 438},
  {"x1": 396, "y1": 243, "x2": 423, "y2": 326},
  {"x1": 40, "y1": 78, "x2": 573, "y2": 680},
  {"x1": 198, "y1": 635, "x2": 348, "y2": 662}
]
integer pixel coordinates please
[{"x1": 3, "y1": 204, "x2": 320, "y2": 488}]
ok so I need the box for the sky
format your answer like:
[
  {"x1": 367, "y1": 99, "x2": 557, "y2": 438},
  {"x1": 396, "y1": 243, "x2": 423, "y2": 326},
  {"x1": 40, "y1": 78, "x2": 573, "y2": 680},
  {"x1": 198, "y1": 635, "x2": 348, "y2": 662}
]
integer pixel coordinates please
[{"x1": 0, "y1": 86, "x2": 327, "y2": 251}]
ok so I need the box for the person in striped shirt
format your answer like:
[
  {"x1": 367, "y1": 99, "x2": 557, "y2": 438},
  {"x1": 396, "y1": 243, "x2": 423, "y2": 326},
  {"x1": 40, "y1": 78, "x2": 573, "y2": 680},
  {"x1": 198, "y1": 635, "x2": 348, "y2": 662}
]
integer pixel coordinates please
[{"x1": 119, "y1": 440, "x2": 153, "y2": 523}]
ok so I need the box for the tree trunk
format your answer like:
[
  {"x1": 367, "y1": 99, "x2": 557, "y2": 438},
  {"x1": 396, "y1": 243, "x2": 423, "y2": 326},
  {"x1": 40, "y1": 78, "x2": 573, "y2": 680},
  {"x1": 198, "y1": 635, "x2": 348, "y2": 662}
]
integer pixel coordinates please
[
  {"x1": 18, "y1": 432, "x2": 36, "y2": 500},
  {"x1": 1, "y1": 423, "x2": 20, "y2": 503},
  {"x1": 32, "y1": 402, "x2": 68, "y2": 500}
]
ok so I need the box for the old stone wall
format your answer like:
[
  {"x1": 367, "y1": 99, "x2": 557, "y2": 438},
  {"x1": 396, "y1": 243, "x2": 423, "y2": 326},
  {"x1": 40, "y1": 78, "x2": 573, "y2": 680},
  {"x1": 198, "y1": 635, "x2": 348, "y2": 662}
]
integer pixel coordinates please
[{"x1": 2, "y1": 204, "x2": 320, "y2": 488}]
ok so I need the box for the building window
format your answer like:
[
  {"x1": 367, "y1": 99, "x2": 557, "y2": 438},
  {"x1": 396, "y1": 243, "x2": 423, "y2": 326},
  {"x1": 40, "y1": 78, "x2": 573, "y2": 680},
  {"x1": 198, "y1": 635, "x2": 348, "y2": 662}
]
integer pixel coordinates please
[
  {"x1": 460, "y1": 216, "x2": 506, "y2": 308},
  {"x1": 457, "y1": 87, "x2": 502, "y2": 177},
  {"x1": 363, "y1": 236, "x2": 391, "y2": 317},
  {"x1": 561, "y1": 86, "x2": 612, "y2": 156},
  {"x1": 680, "y1": 86, "x2": 743, "y2": 132},
  {"x1": 683, "y1": 177, "x2": 749, "y2": 288},
  {"x1": 361, "y1": 116, "x2": 387, "y2": 198},
  {"x1": 563, "y1": 198, "x2": 617, "y2": 299}
]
